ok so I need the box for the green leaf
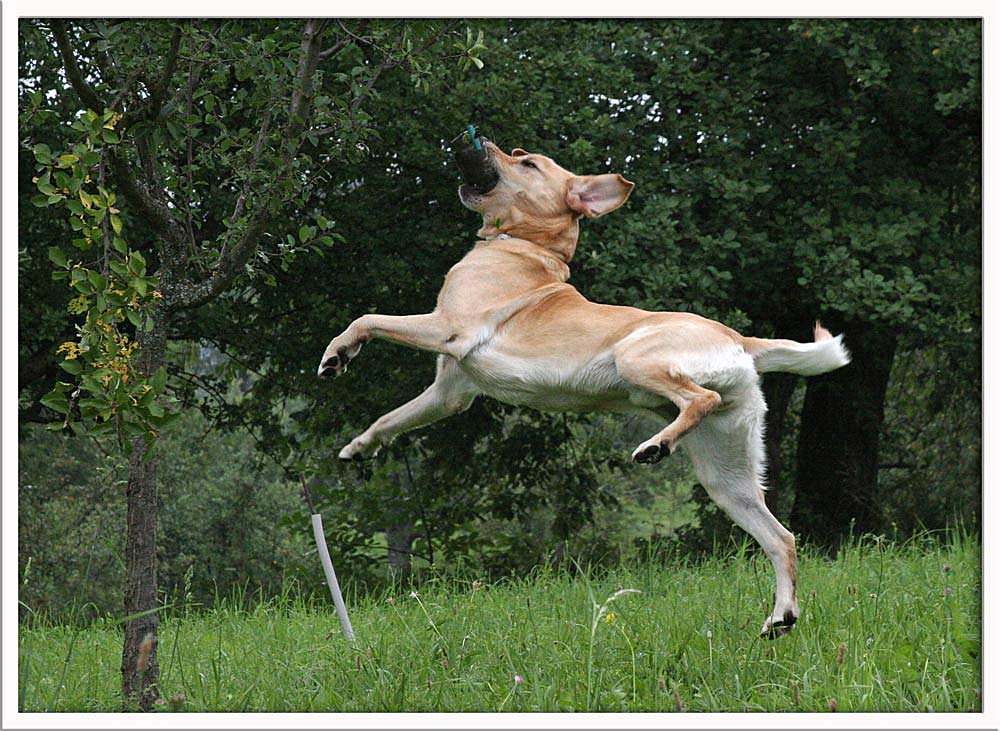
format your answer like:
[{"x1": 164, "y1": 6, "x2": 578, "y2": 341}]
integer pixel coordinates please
[
  {"x1": 32, "y1": 143, "x2": 52, "y2": 164},
  {"x1": 298, "y1": 225, "x2": 315, "y2": 244},
  {"x1": 121, "y1": 420, "x2": 146, "y2": 439},
  {"x1": 150, "y1": 367, "x2": 168, "y2": 394},
  {"x1": 59, "y1": 359, "x2": 83, "y2": 376},
  {"x1": 90, "y1": 421, "x2": 116, "y2": 438},
  {"x1": 87, "y1": 270, "x2": 107, "y2": 291},
  {"x1": 48, "y1": 247, "x2": 68, "y2": 268},
  {"x1": 78, "y1": 398, "x2": 104, "y2": 419},
  {"x1": 129, "y1": 251, "x2": 147, "y2": 277},
  {"x1": 110, "y1": 214, "x2": 123, "y2": 234},
  {"x1": 102, "y1": 129, "x2": 120, "y2": 144},
  {"x1": 40, "y1": 389, "x2": 69, "y2": 414}
]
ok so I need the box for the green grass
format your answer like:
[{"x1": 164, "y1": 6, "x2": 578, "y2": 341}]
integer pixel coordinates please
[{"x1": 18, "y1": 531, "x2": 980, "y2": 713}]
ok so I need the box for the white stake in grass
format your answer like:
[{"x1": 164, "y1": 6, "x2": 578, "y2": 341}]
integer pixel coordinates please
[{"x1": 301, "y1": 476, "x2": 355, "y2": 640}]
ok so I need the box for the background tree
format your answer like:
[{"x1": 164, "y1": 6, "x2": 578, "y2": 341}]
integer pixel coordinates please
[{"x1": 20, "y1": 17, "x2": 483, "y2": 709}]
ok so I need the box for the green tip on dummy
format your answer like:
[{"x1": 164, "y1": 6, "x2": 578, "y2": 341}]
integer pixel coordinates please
[{"x1": 467, "y1": 124, "x2": 482, "y2": 151}]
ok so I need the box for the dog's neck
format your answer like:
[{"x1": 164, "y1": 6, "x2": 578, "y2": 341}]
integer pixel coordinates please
[{"x1": 477, "y1": 216, "x2": 580, "y2": 263}]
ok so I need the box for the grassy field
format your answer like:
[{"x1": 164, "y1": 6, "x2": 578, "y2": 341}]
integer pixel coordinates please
[{"x1": 18, "y1": 531, "x2": 980, "y2": 713}]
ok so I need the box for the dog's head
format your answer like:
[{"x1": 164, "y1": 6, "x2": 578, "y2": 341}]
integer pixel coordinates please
[{"x1": 456, "y1": 140, "x2": 634, "y2": 261}]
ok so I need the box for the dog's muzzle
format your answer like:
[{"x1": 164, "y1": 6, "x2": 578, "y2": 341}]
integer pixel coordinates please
[{"x1": 455, "y1": 137, "x2": 500, "y2": 195}]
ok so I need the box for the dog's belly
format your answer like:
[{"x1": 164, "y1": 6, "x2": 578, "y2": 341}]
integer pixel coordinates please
[{"x1": 458, "y1": 348, "x2": 667, "y2": 413}]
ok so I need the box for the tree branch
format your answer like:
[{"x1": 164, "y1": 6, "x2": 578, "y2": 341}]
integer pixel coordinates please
[
  {"x1": 149, "y1": 24, "x2": 183, "y2": 116},
  {"x1": 319, "y1": 38, "x2": 350, "y2": 61},
  {"x1": 104, "y1": 149, "x2": 170, "y2": 228},
  {"x1": 174, "y1": 18, "x2": 327, "y2": 311},
  {"x1": 225, "y1": 110, "x2": 272, "y2": 234},
  {"x1": 288, "y1": 18, "x2": 326, "y2": 131},
  {"x1": 50, "y1": 20, "x2": 106, "y2": 112},
  {"x1": 53, "y1": 20, "x2": 185, "y2": 278}
]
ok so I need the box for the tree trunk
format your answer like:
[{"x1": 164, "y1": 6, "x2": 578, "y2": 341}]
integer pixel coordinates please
[
  {"x1": 760, "y1": 373, "x2": 799, "y2": 515},
  {"x1": 790, "y1": 323, "x2": 897, "y2": 548},
  {"x1": 385, "y1": 520, "x2": 416, "y2": 581},
  {"x1": 120, "y1": 325, "x2": 166, "y2": 711}
]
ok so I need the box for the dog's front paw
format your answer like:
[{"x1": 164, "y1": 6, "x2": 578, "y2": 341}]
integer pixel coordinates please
[
  {"x1": 338, "y1": 436, "x2": 380, "y2": 461},
  {"x1": 318, "y1": 338, "x2": 363, "y2": 378},
  {"x1": 318, "y1": 348, "x2": 350, "y2": 378}
]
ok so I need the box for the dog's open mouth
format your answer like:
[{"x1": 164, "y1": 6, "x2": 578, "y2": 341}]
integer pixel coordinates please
[
  {"x1": 456, "y1": 138, "x2": 500, "y2": 196},
  {"x1": 458, "y1": 183, "x2": 489, "y2": 203}
]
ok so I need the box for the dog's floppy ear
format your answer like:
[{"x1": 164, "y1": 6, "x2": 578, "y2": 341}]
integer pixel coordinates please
[
  {"x1": 566, "y1": 174, "x2": 635, "y2": 218},
  {"x1": 511, "y1": 148, "x2": 529, "y2": 157}
]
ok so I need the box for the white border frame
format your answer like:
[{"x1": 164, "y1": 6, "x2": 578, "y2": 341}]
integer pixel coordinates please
[{"x1": 4, "y1": 3, "x2": 994, "y2": 729}]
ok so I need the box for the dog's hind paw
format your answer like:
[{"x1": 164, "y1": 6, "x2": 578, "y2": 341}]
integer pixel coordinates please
[
  {"x1": 760, "y1": 611, "x2": 797, "y2": 639},
  {"x1": 631, "y1": 441, "x2": 668, "y2": 464}
]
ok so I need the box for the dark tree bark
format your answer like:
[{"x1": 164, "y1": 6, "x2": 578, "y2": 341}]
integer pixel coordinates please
[
  {"x1": 790, "y1": 323, "x2": 898, "y2": 548},
  {"x1": 385, "y1": 520, "x2": 417, "y2": 581},
  {"x1": 760, "y1": 373, "x2": 799, "y2": 515},
  {"x1": 120, "y1": 325, "x2": 165, "y2": 711}
]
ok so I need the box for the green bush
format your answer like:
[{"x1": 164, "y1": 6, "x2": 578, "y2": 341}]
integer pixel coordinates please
[{"x1": 18, "y1": 412, "x2": 309, "y2": 623}]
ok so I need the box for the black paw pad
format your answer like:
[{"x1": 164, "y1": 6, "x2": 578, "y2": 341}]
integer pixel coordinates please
[
  {"x1": 762, "y1": 613, "x2": 797, "y2": 640},
  {"x1": 633, "y1": 443, "x2": 668, "y2": 464},
  {"x1": 319, "y1": 349, "x2": 352, "y2": 378}
]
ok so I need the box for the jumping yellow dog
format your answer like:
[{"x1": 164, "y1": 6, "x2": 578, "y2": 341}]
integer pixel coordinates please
[{"x1": 318, "y1": 137, "x2": 850, "y2": 637}]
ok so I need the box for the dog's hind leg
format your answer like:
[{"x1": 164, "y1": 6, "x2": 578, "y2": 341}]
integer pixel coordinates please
[
  {"x1": 338, "y1": 355, "x2": 479, "y2": 460},
  {"x1": 681, "y1": 398, "x2": 800, "y2": 638},
  {"x1": 614, "y1": 352, "x2": 721, "y2": 464}
]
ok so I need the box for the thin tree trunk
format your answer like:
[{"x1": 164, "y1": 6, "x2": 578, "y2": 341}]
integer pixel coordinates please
[
  {"x1": 385, "y1": 520, "x2": 416, "y2": 581},
  {"x1": 790, "y1": 323, "x2": 897, "y2": 548},
  {"x1": 120, "y1": 324, "x2": 165, "y2": 711}
]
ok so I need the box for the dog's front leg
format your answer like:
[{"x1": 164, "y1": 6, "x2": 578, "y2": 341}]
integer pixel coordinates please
[
  {"x1": 317, "y1": 313, "x2": 458, "y2": 378},
  {"x1": 339, "y1": 355, "x2": 479, "y2": 460}
]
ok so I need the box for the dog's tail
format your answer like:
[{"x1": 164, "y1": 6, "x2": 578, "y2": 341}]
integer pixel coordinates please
[{"x1": 744, "y1": 322, "x2": 851, "y2": 376}]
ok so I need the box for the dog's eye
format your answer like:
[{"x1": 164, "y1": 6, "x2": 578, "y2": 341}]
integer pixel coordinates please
[{"x1": 520, "y1": 159, "x2": 538, "y2": 169}]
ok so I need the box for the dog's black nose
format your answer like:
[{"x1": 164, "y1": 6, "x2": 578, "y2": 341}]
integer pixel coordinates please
[{"x1": 455, "y1": 137, "x2": 499, "y2": 193}]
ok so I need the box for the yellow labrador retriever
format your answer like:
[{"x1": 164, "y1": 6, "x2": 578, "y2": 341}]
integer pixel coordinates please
[{"x1": 317, "y1": 137, "x2": 850, "y2": 637}]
